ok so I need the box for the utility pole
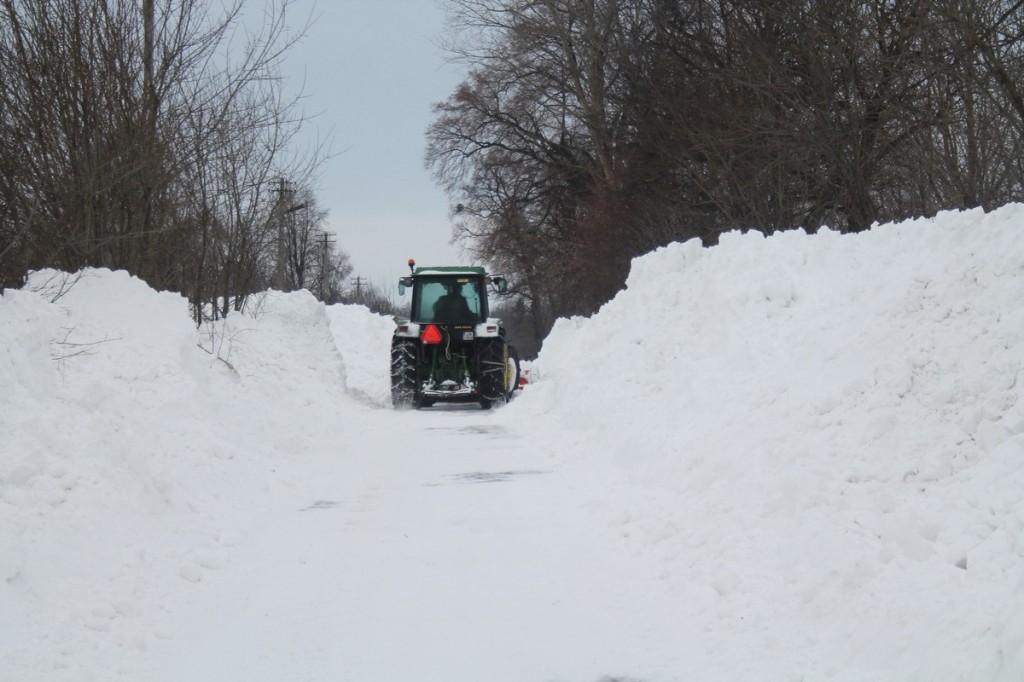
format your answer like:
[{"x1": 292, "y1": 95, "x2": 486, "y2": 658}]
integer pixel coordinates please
[
  {"x1": 272, "y1": 178, "x2": 305, "y2": 291},
  {"x1": 350, "y1": 276, "x2": 366, "y2": 301},
  {"x1": 273, "y1": 178, "x2": 289, "y2": 291},
  {"x1": 318, "y1": 231, "x2": 335, "y2": 301}
]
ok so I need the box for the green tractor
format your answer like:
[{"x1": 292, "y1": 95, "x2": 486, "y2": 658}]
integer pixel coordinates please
[{"x1": 391, "y1": 260, "x2": 520, "y2": 409}]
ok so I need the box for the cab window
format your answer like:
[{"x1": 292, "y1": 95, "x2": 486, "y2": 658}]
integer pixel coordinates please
[{"x1": 415, "y1": 278, "x2": 483, "y2": 323}]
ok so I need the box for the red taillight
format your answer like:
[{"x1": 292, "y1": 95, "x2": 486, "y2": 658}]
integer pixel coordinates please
[{"x1": 421, "y1": 324, "x2": 443, "y2": 344}]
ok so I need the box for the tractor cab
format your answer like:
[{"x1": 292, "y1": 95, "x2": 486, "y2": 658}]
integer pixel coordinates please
[{"x1": 398, "y1": 263, "x2": 507, "y2": 326}]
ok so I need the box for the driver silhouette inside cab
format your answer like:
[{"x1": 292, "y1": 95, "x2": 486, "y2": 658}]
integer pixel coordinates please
[{"x1": 433, "y1": 282, "x2": 474, "y2": 323}]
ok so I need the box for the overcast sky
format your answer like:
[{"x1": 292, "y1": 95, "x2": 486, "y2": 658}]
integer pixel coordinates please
[{"x1": 279, "y1": 0, "x2": 466, "y2": 287}]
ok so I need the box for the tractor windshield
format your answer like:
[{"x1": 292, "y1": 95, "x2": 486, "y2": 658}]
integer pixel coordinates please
[{"x1": 414, "y1": 277, "x2": 484, "y2": 324}]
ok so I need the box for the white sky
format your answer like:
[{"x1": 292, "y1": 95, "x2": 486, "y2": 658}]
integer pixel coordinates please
[{"x1": 280, "y1": 0, "x2": 466, "y2": 287}]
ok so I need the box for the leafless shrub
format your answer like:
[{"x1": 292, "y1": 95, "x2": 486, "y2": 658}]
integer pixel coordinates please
[
  {"x1": 25, "y1": 271, "x2": 87, "y2": 303},
  {"x1": 50, "y1": 326, "x2": 121, "y2": 377}
]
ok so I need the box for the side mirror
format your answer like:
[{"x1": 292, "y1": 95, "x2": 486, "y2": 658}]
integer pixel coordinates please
[
  {"x1": 492, "y1": 276, "x2": 508, "y2": 294},
  {"x1": 398, "y1": 277, "x2": 413, "y2": 295}
]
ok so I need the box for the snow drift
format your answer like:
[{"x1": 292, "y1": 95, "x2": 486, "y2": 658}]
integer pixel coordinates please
[
  {"x1": 2, "y1": 204, "x2": 1023, "y2": 681},
  {"x1": 516, "y1": 204, "x2": 1024, "y2": 679}
]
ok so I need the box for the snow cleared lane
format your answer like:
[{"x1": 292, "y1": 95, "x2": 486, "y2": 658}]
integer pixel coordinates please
[{"x1": 144, "y1": 405, "x2": 685, "y2": 682}]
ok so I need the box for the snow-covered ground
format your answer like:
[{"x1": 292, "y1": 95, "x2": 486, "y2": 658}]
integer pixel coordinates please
[{"x1": 2, "y1": 204, "x2": 1023, "y2": 681}]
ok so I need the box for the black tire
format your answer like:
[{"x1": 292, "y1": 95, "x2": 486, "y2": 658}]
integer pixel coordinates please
[
  {"x1": 477, "y1": 336, "x2": 507, "y2": 409},
  {"x1": 391, "y1": 337, "x2": 419, "y2": 408}
]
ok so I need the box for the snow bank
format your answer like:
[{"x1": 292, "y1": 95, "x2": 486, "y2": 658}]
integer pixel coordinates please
[
  {"x1": 325, "y1": 302, "x2": 394, "y2": 406},
  {"x1": 0, "y1": 273, "x2": 371, "y2": 679},
  {"x1": 515, "y1": 204, "x2": 1024, "y2": 679}
]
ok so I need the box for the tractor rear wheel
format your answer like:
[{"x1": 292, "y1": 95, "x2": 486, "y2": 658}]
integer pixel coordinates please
[
  {"x1": 391, "y1": 338, "x2": 418, "y2": 408},
  {"x1": 477, "y1": 336, "x2": 507, "y2": 409}
]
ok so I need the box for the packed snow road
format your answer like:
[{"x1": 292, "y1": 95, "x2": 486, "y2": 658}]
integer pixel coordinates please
[{"x1": 145, "y1": 404, "x2": 683, "y2": 682}]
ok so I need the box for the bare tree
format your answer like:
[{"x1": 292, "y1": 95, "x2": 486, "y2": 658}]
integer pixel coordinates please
[
  {"x1": 271, "y1": 182, "x2": 354, "y2": 303},
  {"x1": 429, "y1": 0, "x2": 650, "y2": 328},
  {"x1": 315, "y1": 245, "x2": 353, "y2": 305},
  {"x1": 428, "y1": 0, "x2": 1024, "y2": 348},
  {"x1": 0, "y1": 0, "x2": 328, "y2": 320}
]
